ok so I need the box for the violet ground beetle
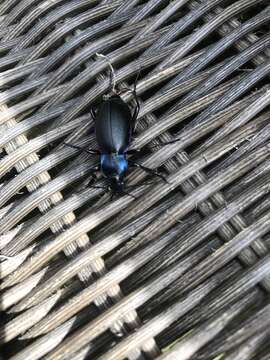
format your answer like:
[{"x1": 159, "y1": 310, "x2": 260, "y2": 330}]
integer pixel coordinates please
[{"x1": 64, "y1": 53, "x2": 179, "y2": 198}]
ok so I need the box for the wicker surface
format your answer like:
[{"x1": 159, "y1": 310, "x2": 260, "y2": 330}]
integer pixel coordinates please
[{"x1": 0, "y1": 0, "x2": 270, "y2": 359}]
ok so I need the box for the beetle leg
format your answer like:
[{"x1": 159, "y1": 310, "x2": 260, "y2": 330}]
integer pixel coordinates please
[
  {"x1": 129, "y1": 160, "x2": 169, "y2": 183},
  {"x1": 85, "y1": 172, "x2": 98, "y2": 187},
  {"x1": 71, "y1": 166, "x2": 100, "y2": 194},
  {"x1": 63, "y1": 142, "x2": 100, "y2": 155}
]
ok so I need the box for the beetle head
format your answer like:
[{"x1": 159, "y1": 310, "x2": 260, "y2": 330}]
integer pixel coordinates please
[{"x1": 109, "y1": 175, "x2": 125, "y2": 194}]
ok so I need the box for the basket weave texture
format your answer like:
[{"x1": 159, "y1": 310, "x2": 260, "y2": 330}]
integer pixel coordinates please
[{"x1": 0, "y1": 0, "x2": 270, "y2": 359}]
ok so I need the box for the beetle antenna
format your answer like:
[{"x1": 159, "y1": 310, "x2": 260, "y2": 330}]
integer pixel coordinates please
[{"x1": 96, "y1": 53, "x2": 116, "y2": 94}]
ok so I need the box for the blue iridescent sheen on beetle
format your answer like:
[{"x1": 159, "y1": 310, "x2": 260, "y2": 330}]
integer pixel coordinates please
[{"x1": 100, "y1": 154, "x2": 128, "y2": 177}]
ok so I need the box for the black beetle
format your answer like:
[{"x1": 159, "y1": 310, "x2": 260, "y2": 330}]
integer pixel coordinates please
[{"x1": 64, "y1": 54, "x2": 170, "y2": 198}]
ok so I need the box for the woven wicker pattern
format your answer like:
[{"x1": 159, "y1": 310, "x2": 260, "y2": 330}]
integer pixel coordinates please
[{"x1": 0, "y1": 0, "x2": 270, "y2": 359}]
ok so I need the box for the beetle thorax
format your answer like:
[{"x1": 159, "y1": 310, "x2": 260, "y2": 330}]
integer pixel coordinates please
[{"x1": 100, "y1": 154, "x2": 128, "y2": 180}]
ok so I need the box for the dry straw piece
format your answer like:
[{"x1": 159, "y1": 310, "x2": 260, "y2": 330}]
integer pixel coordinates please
[{"x1": 0, "y1": 0, "x2": 270, "y2": 359}]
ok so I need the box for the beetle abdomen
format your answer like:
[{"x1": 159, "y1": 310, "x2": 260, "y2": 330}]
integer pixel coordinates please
[{"x1": 96, "y1": 96, "x2": 132, "y2": 153}]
